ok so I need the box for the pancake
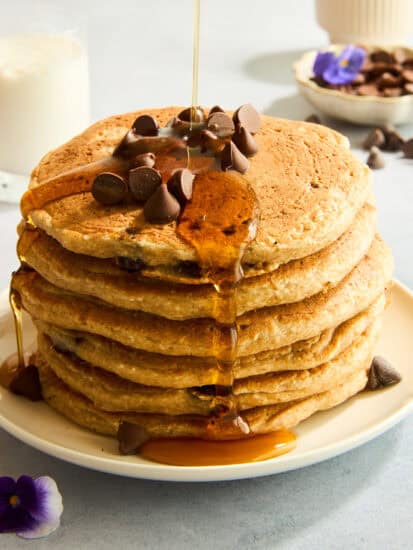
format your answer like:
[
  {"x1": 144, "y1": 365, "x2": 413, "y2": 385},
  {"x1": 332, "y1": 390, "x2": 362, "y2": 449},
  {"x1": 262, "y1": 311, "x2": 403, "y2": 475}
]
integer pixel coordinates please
[
  {"x1": 37, "y1": 362, "x2": 369, "y2": 439},
  {"x1": 12, "y1": 236, "x2": 392, "y2": 357},
  {"x1": 35, "y1": 293, "x2": 386, "y2": 388},
  {"x1": 35, "y1": 318, "x2": 378, "y2": 414},
  {"x1": 19, "y1": 202, "x2": 376, "y2": 319},
  {"x1": 28, "y1": 108, "x2": 371, "y2": 276}
]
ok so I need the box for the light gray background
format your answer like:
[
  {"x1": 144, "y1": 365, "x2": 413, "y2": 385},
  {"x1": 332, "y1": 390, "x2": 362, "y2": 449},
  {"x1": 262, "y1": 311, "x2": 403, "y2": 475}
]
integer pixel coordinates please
[{"x1": 0, "y1": 1, "x2": 412, "y2": 548}]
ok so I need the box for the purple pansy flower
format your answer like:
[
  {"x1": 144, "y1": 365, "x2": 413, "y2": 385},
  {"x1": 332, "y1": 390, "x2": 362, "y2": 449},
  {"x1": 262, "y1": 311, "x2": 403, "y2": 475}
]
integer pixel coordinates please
[
  {"x1": 313, "y1": 45, "x2": 366, "y2": 85},
  {"x1": 0, "y1": 475, "x2": 63, "y2": 539}
]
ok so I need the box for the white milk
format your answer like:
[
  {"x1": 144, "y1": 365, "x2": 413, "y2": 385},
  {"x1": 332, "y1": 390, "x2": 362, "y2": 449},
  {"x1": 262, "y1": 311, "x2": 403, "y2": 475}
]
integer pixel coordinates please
[{"x1": 0, "y1": 33, "x2": 90, "y2": 175}]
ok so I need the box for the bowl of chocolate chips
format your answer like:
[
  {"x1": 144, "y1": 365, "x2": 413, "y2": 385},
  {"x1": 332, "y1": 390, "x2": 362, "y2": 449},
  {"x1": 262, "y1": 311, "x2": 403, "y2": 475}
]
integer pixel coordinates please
[{"x1": 294, "y1": 44, "x2": 413, "y2": 125}]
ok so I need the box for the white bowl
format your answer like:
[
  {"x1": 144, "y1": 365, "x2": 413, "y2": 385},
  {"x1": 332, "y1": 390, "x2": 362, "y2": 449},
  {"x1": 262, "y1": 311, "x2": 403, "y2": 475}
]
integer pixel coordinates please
[{"x1": 294, "y1": 46, "x2": 413, "y2": 126}]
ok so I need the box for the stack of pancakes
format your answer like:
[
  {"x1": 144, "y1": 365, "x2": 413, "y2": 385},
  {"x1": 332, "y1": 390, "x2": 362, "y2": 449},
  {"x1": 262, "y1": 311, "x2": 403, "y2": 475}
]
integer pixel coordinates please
[{"x1": 12, "y1": 107, "x2": 393, "y2": 441}]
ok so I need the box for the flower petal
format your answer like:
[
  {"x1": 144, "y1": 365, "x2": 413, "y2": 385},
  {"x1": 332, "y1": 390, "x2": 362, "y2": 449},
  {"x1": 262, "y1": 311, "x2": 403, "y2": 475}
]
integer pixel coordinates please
[
  {"x1": 0, "y1": 476, "x2": 16, "y2": 498},
  {"x1": 17, "y1": 517, "x2": 60, "y2": 540},
  {"x1": 0, "y1": 505, "x2": 36, "y2": 533},
  {"x1": 313, "y1": 51, "x2": 335, "y2": 78},
  {"x1": 31, "y1": 477, "x2": 63, "y2": 524},
  {"x1": 15, "y1": 475, "x2": 38, "y2": 513}
]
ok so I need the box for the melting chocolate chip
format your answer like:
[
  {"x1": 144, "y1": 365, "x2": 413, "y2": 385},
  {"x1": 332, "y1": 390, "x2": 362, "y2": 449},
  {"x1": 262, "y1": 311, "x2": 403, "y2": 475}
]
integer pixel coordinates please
[
  {"x1": 305, "y1": 114, "x2": 322, "y2": 124},
  {"x1": 116, "y1": 256, "x2": 145, "y2": 272},
  {"x1": 92, "y1": 172, "x2": 128, "y2": 205},
  {"x1": 401, "y1": 138, "x2": 413, "y2": 158},
  {"x1": 221, "y1": 141, "x2": 249, "y2": 174},
  {"x1": 131, "y1": 152, "x2": 156, "y2": 169},
  {"x1": 206, "y1": 112, "x2": 235, "y2": 138},
  {"x1": 232, "y1": 125, "x2": 259, "y2": 157},
  {"x1": 144, "y1": 183, "x2": 181, "y2": 224},
  {"x1": 233, "y1": 104, "x2": 261, "y2": 134},
  {"x1": 117, "y1": 421, "x2": 150, "y2": 455},
  {"x1": 367, "y1": 146, "x2": 385, "y2": 170},
  {"x1": 363, "y1": 128, "x2": 385, "y2": 150},
  {"x1": 112, "y1": 129, "x2": 140, "y2": 158},
  {"x1": 10, "y1": 365, "x2": 42, "y2": 401},
  {"x1": 167, "y1": 169, "x2": 194, "y2": 206},
  {"x1": 132, "y1": 115, "x2": 159, "y2": 136},
  {"x1": 367, "y1": 356, "x2": 402, "y2": 390},
  {"x1": 177, "y1": 106, "x2": 205, "y2": 123},
  {"x1": 129, "y1": 166, "x2": 162, "y2": 201}
]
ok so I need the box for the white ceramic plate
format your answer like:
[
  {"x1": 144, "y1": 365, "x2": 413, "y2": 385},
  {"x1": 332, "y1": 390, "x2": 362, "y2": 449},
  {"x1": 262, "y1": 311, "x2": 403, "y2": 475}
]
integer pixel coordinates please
[
  {"x1": 0, "y1": 282, "x2": 412, "y2": 482},
  {"x1": 294, "y1": 45, "x2": 413, "y2": 126}
]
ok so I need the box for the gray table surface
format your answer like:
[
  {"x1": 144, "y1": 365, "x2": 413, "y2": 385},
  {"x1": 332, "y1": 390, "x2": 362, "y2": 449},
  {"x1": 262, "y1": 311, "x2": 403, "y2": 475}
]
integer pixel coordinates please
[{"x1": 0, "y1": 1, "x2": 412, "y2": 548}]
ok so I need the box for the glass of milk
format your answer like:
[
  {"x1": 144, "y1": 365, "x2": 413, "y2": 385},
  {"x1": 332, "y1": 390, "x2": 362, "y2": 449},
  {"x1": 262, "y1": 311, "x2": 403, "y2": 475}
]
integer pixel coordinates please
[{"x1": 0, "y1": 4, "x2": 90, "y2": 203}]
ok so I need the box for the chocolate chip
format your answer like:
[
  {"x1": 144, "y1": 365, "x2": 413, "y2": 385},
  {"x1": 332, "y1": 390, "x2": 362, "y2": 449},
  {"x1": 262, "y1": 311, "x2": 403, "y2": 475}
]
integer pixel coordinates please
[
  {"x1": 144, "y1": 183, "x2": 181, "y2": 224},
  {"x1": 367, "y1": 356, "x2": 402, "y2": 390},
  {"x1": 167, "y1": 169, "x2": 194, "y2": 206},
  {"x1": 377, "y1": 72, "x2": 401, "y2": 88},
  {"x1": 92, "y1": 172, "x2": 128, "y2": 205},
  {"x1": 383, "y1": 128, "x2": 404, "y2": 151},
  {"x1": 357, "y1": 84, "x2": 381, "y2": 96},
  {"x1": 200, "y1": 129, "x2": 220, "y2": 153},
  {"x1": 209, "y1": 105, "x2": 225, "y2": 115},
  {"x1": 401, "y1": 138, "x2": 413, "y2": 158},
  {"x1": 352, "y1": 73, "x2": 366, "y2": 85},
  {"x1": 112, "y1": 129, "x2": 140, "y2": 158},
  {"x1": 367, "y1": 146, "x2": 385, "y2": 169},
  {"x1": 233, "y1": 104, "x2": 261, "y2": 134},
  {"x1": 177, "y1": 106, "x2": 205, "y2": 123},
  {"x1": 402, "y1": 69, "x2": 413, "y2": 83},
  {"x1": 383, "y1": 87, "x2": 403, "y2": 97},
  {"x1": 370, "y1": 50, "x2": 395, "y2": 64},
  {"x1": 404, "y1": 83, "x2": 413, "y2": 94},
  {"x1": 131, "y1": 152, "x2": 156, "y2": 168},
  {"x1": 116, "y1": 256, "x2": 145, "y2": 272},
  {"x1": 393, "y1": 48, "x2": 407, "y2": 64},
  {"x1": 10, "y1": 365, "x2": 42, "y2": 401},
  {"x1": 132, "y1": 115, "x2": 159, "y2": 136},
  {"x1": 232, "y1": 125, "x2": 259, "y2": 157},
  {"x1": 221, "y1": 142, "x2": 249, "y2": 174},
  {"x1": 206, "y1": 112, "x2": 235, "y2": 138},
  {"x1": 117, "y1": 421, "x2": 150, "y2": 455},
  {"x1": 177, "y1": 260, "x2": 202, "y2": 278},
  {"x1": 305, "y1": 114, "x2": 321, "y2": 124},
  {"x1": 363, "y1": 128, "x2": 385, "y2": 150},
  {"x1": 128, "y1": 166, "x2": 162, "y2": 201}
]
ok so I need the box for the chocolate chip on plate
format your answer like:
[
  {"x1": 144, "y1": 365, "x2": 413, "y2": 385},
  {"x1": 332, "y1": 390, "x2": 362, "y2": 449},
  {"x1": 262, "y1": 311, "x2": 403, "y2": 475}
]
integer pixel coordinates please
[
  {"x1": 10, "y1": 365, "x2": 42, "y2": 401},
  {"x1": 117, "y1": 421, "x2": 150, "y2": 455},
  {"x1": 92, "y1": 172, "x2": 128, "y2": 205},
  {"x1": 366, "y1": 356, "x2": 402, "y2": 390},
  {"x1": 367, "y1": 146, "x2": 385, "y2": 170},
  {"x1": 129, "y1": 166, "x2": 162, "y2": 201},
  {"x1": 305, "y1": 114, "x2": 321, "y2": 124},
  {"x1": 221, "y1": 141, "x2": 249, "y2": 173},
  {"x1": 363, "y1": 128, "x2": 385, "y2": 150},
  {"x1": 143, "y1": 183, "x2": 181, "y2": 224},
  {"x1": 381, "y1": 124, "x2": 404, "y2": 151},
  {"x1": 232, "y1": 125, "x2": 259, "y2": 157},
  {"x1": 401, "y1": 138, "x2": 413, "y2": 158},
  {"x1": 233, "y1": 104, "x2": 261, "y2": 134},
  {"x1": 132, "y1": 115, "x2": 159, "y2": 136},
  {"x1": 167, "y1": 168, "x2": 194, "y2": 206},
  {"x1": 206, "y1": 112, "x2": 235, "y2": 138},
  {"x1": 131, "y1": 152, "x2": 156, "y2": 168}
]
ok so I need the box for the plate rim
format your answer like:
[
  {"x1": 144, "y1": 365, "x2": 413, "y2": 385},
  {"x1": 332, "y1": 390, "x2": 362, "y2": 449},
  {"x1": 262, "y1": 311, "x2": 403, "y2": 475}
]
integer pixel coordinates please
[{"x1": 0, "y1": 280, "x2": 412, "y2": 482}]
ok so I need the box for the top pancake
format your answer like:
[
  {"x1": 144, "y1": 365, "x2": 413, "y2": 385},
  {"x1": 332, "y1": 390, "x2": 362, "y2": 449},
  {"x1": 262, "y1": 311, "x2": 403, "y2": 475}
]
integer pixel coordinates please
[{"x1": 28, "y1": 108, "x2": 371, "y2": 273}]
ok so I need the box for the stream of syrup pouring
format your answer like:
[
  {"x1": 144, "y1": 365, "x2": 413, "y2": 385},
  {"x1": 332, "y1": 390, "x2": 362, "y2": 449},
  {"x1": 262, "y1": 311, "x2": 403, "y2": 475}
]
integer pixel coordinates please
[{"x1": 1, "y1": 0, "x2": 296, "y2": 466}]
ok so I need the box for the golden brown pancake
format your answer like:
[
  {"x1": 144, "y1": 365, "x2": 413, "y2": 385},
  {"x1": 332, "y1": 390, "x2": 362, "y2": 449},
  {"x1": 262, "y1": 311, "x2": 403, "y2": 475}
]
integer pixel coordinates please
[{"x1": 29, "y1": 108, "x2": 371, "y2": 276}]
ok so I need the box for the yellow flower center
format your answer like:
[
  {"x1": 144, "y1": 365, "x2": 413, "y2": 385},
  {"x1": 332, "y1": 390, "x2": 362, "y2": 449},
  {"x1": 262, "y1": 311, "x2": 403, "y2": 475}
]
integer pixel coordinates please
[
  {"x1": 340, "y1": 59, "x2": 349, "y2": 67},
  {"x1": 9, "y1": 495, "x2": 20, "y2": 507}
]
